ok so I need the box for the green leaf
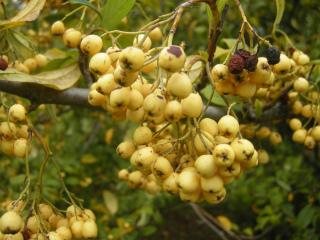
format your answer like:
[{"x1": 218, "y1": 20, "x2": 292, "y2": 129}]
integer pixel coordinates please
[
  {"x1": 68, "y1": 0, "x2": 102, "y2": 19},
  {"x1": 222, "y1": 38, "x2": 238, "y2": 49},
  {"x1": 103, "y1": 190, "x2": 118, "y2": 215},
  {"x1": 102, "y1": 0, "x2": 136, "y2": 29},
  {"x1": 272, "y1": 0, "x2": 285, "y2": 34},
  {"x1": 142, "y1": 226, "x2": 157, "y2": 236},
  {"x1": 0, "y1": 64, "x2": 81, "y2": 90},
  {"x1": 296, "y1": 204, "x2": 315, "y2": 228}
]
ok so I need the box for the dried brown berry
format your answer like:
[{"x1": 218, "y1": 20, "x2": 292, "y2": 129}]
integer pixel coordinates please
[
  {"x1": 0, "y1": 58, "x2": 8, "y2": 71},
  {"x1": 245, "y1": 54, "x2": 258, "y2": 72},
  {"x1": 228, "y1": 54, "x2": 245, "y2": 74},
  {"x1": 235, "y1": 49, "x2": 251, "y2": 61}
]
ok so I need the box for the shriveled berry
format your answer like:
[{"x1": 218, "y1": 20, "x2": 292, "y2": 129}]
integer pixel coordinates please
[
  {"x1": 0, "y1": 58, "x2": 8, "y2": 71},
  {"x1": 266, "y1": 47, "x2": 280, "y2": 65},
  {"x1": 228, "y1": 54, "x2": 245, "y2": 74},
  {"x1": 245, "y1": 54, "x2": 258, "y2": 72},
  {"x1": 235, "y1": 49, "x2": 250, "y2": 61}
]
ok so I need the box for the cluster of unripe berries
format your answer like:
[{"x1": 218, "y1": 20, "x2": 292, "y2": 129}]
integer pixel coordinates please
[
  {"x1": 0, "y1": 54, "x2": 48, "y2": 74},
  {"x1": 117, "y1": 115, "x2": 259, "y2": 204},
  {"x1": 0, "y1": 202, "x2": 97, "y2": 240},
  {"x1": 0, "y1": 104, "x2": 29, "y2": 158}
]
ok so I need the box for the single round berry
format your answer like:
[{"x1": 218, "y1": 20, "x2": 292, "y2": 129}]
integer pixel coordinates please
[
  {"x1": 63, "y1": 28, "x2": 82, "y2": 48},
  {"x1": 51, "y1": 21, "x2": 65, "y2": 35},
  {"x1": 228, "y1": 54, "x2": 245, "y2": 74},
  {"x1": 119, "y1": 47, "x2": 145, "y2": 72},
  {"x1": 181, "y1": 93, "x2": 203, "y2": 118},
  {"x1": 133, "y1": 34, "x2": 152, "y2": 52},
  {"x1": 80, "y1": 35, "x2": 103, "y2": 56},
  {"x1": 167, "y1": 72, "x2": 192, "y2": 99},
  {"x1": 266, "y1": 47, "x2": 281, "y2": 65},
  {"x1": 159, "y1": 45, "x2": 186, "y2": 72},
  {"x1": 89, "y1": 52, "x2": 111, "y2": 75},
  {"x1": 9, "y1": 104, "x2": 26, "y2": 122}
]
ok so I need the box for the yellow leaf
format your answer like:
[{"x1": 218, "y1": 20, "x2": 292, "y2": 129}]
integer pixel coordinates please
[
  {"x1": 0, "y1": 64, "x2": 81, "y2": 90},
  {"x1": 103, "y1": 191, "x2": 118, "y2": 215},
  {"x1": 185, "y1": 56, "x2": 204, "y2": 83},
  {"x1": 0, "y1": 0, "x2": 46, "y2": 27}
]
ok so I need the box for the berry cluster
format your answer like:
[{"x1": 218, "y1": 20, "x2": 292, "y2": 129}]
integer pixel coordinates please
[
  {"x1": 0, "y1": 104, "x2": 29, "y2": 158},
  {"x1": 117, "y1": 115, "x2": 259, "y2": 204},
  {"x1": 211, "y1": 48, "x2": 276, "y2": 99},
  {"x1": 0, "y1": 202, "x2": 97, "y2": 240}
]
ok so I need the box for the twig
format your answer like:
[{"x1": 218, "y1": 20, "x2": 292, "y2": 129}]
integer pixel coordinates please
[{"x1": 78, "y1": 50, "x2": 94, "y2": 86}]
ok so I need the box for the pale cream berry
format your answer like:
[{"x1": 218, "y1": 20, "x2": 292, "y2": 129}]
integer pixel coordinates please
[
  {"x1": 128, "y1": 89, "x2": 144, "y2": 110},
  {"x1": 66, "y1": 205, "x2": 82, "y2": 219},
  {"x1": 179, "y1": 189, "x2": 202, "y2": 203},
  {"x1": 167, "y1": 72, "x2": 192, "y2": 99},
  {"x1": 47, "y1": 232, "x2": 63, "y2": 240},
  {"x1": 128, "y1": 171, "x2": 144, "y2": 188},
  {"x1": 56, "y1": 226, "x2": 72, "y2": 240},
  {"x1": 213, "y1": 144, "x2": 235, "y2": 166},
  {"x1": 63, "y1": 28, "x2": 82, "y2": 48},
  {"x1": 152, "y1": 157, "x2": 173, "y2": 180},
  {"x1": 218, "y1": 115, "x2": 239, "y2": 139},
  {"x1": 292, "y1": 100, "x2": 303, "y2": 114},
  {"x1": 51, "y1": 21, "x2": 65, "y2": 35},
  {"x1": 1, "y1": 140, "x2": 14, "y2": 155},
  {"x1": 9, "y1": 104, "x2": 26, "y2": 122},
  {"x1": 35, "y1": 54, "x2": 48, "y2": 68},
  {"x1": 297, "y1": 52, "x2": 310, "y2": 65},
  {"x1": 163, "y1": 173, "x2": 179, "y2": 194},
  {"x1": 26, "y1": 216, "x2": 40, "y2": 234},
  {"x1": 96, "y1": 74, "x2": 117, "y2": 95},
  {"x1": 13, "y1": 138, "x2": 28, "y2": 158},
  {"x1": 269, "y1": 132, "x2": 282, "y2": 145},
  {"x1": 215, "y1": 81, "x2": 235, "y2": 95},
  {"x1": 134, "y1": 147, "x2": 157, "y2": 172},
  {"x1": 301, "y1": 104, "x2": 313, "y2": 118},
  {"x1": 194, "y1": 154, "x2": 216, "y2": 178},
  {"x1": 81, "y1": 220, "x2": 98, "y2": 238},
  {"x1": 304, "y1": 135, "x2": 315, "y2": 150},
  {"x1": 311, "y1": 126, "x2": 320, "y2": 141},
  {"x1": 219, "y1": 161, "x2": 241, "y2": 178},
  {"x1": 199, "y1": 118, "x2": 219, "y2": 136},
  {"x1": 143, "y1": 91, "x2": 166, "y2": 117},
  {"x1": 119, "y1": 47, "x2": 145, "y2": 72},
  {"x1": 255, "y1": 126, "x2": 271, "y2": 139},
  {"x1": 24, "y1": 58, "x2": 38, "y2": 72},
  {"x1": 70, "y1": 220, "x2": 84, "y2": 239},
  {"x1": 148, "y1": 27, "x2": 163, "y2": 42},
  {"x1": 88, "y1": 89, "x2": 106, "y2": 106},
  {"x1": 116, "y1": 141, "x2": 135, "y2": 159},
  {"x1": 292, "y1": 129, "x2": 307, "y2": 143},
  {"x1": 106, "y1": 46, "x2": 121, "y2": 63},
  {"x1": 204, "y1": 187, "x2": 226, "y2": 204},
  {"x1": 39, "y1": 203, "x2": 53, "y2": 220},
  {"x1": 200, "y1": 175, "x2": 224, "y2": 193},
  {"x1": 235, "y1": 81, "x2": 257, "y2": 98},
  {"x1": 273, "y1": 53, "x2": 291, "y2": 74},
  {"x1": 293, "y1": 77, "x2": 309, "y2": 92},
  {"x1": 145, "y1": 180, "x2": 161, "y2": 194},
  {"x1": 289, "y1": 118, "x2": 302, "y2": 131},
  {"x1": 89, "y1": 53, "x2": 111, "y2": 75},
  {"x1": 0, "y1": 122, "x2": 17, "y2": 139},
  {"x1": 249, "y1": 57, "x2": 271, "y2": 84},
  {"x1": 159, "y1": 45, "x2": 186, "y2": 72},
  {"x1": 0, "y1": 211, "x2": 24, "y2": 234},
  {"x1": 109, "y1": 87, "x2": 130, "y2": 108},
  {"x1": 178, "y1": 170, "x2": 200, "y2": 193},
  {"x1": 211, "y1": 64, "x2": 229, "y2": 82},
  {"x1": 133, "y1": 34, "x2": 152, "y2": 52},
  {"x1": 257, "y1": 149, "x2": 269, "y2": 164},
  {"x1": 231, "y1": 139, "x2": 255, "y2": 162},
  {"x1": 14, "y1": 61, "x2": 30, "y2": 73},
  {"x1": 118, "y1": 169, "x2": 129, "y2": 180},
  {"x1": 181, "y1": 93, "x2": 203, "y2": 118},
  {"x1": 126, "y1": 107, "x2": 145, "y2": 123},
  {"x1": 164, "y1": 100, "x2": 183, "y2": 122},
  {"x1": 133, "y1": 126, "x2": 152, "y2": 145},
  {"x1": 194, "y1": 131, "x2": 215, "y2": 154},
  {"x1": 113, "y1": 64, "x2": 138, "y2": 86},
  {"x1": 80, "y1": 35, "x2": 103, "y2": 56}
]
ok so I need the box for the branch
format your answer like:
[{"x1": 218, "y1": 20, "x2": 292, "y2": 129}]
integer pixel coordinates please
[
  {"x1": 0, "y1": 80, "x2": 93, "y2": 108},
  {"x1": 78, "y1": 50, "x2": 95, "y2": 86}
]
